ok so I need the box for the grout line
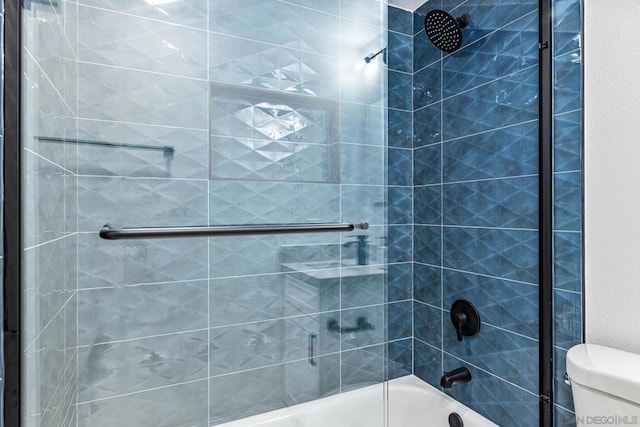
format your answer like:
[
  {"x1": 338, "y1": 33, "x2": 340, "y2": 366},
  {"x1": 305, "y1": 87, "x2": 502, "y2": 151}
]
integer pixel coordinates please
[
  {"x1": 76, "y1": 328, "x2": 209, "y2": 349},
  {"x1": 75, "y1": 117, "x2": 207, "y2": 132},
  {"x1": 76, "y1": 117, "x2": 208, "y2": 132},
  {"x1": 76, "y1": 278, "x2": 209, "y2": 291},
  {"x1": 415, "y1": 63, "x2": 538, "y2": 112},
  {"x1": 443, "y1": 351, "x2": 539, "y2": 397},
  {"x1": 413, "y1": 118, "x2": 539, "y2": 150},
  {"x1": 71, "y1": 2, "x2": 207, "y2": 31},
  {"x1": 443, "y1": 9, "x2": 538, "y2": 62},
  {"x1": 77, "y1": 60, "x2": 208, "y2": 81},
  {"x1": 413, "y1": 262, "x2": 539, "y2": 287}
]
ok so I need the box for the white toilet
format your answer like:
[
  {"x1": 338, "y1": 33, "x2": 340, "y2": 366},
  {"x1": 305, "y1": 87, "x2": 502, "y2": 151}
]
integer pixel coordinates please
[{"x1": 566, "y1": 344, "x2": 640, "y2": 425}]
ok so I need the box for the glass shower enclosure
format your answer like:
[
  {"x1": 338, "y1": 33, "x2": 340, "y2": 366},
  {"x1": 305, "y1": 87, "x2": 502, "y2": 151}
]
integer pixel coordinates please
[{"x1": 21, "y1": 0, "x2": 389, "y2": 425}]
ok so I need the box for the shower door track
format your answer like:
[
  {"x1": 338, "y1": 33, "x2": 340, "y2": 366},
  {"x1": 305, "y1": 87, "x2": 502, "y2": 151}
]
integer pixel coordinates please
[{"x1": 99, "y1": 222, "x2": 370, "y2": 240}]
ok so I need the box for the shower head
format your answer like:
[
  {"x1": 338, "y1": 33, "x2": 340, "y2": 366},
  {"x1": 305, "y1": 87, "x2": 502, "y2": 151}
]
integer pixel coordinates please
[{"x1": 424, "y1": 9, "x2": 471, "y2": 53}]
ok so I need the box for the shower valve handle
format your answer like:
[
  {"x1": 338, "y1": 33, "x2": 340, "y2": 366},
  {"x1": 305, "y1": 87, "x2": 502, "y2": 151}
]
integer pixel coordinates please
[
  {"x1": 452, "y1": 312, "x2": 467, "y2": 342},
  {"x1": 450, "y1": 300, "x2": 481, "y2": 342}
]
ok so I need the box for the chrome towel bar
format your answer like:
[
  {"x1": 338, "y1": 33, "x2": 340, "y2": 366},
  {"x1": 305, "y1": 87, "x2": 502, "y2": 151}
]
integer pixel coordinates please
[{"x1": 99, "y1": 222, "x2": 369, "y2": 240}]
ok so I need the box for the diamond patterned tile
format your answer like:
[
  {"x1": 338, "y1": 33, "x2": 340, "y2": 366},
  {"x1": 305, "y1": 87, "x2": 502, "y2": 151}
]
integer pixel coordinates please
[
  {"x1": 210, "y1": 33, "x2": 339, "y2": 97},
  {"x1": 554, "y1": 172, "x2": 582, "y2": 231},
  {"x1": 209, "y1": 320, "x2": 284, "y2": 377},
  {"x1": 210, "y1": 233, "x2": 339, "y2": 278},
  {"x1": 388, "y1": 32, "x2": 413, "y2": 73},
  {"x1": 388, "y1": 70, "x2": 412, "y2": 111},
  {"x1": 342, "y1": 184, "x2": 385, "y2": 226},
  {"x1": 341, "y1": 266, "x2": 386, "y2": 309},
  {"x1": 388, "y1": 225, "x2": 413, "y2": 263},
  {"x1": 414, "y1": 61, "x2": 441, "y2": 109},
  {"x1": 444, "y1": 269, "x2": 538, "y2": 339},
  {"x1": 283, "y1": 354, "x2": 341, "y2": 406},
  {"x1": 77, "y1": 331, "x2": 208, "y2": 402},
  {"x1": 77, "y1": 176, "x2": 208, "y2": 231},
  {"x1": 24, "y1": 236, "x2": 77, "y2": 346},
  {"x1": 77, "y1": 234, "x2": 208, "y2": 289},
  {"x1": 209, "y1": 365, "x2": 285, "y2": 425},
  {"x1": 414, "y1": 144, "x2": 441, "y2": 185},
  {"x1": 341, "y1": 143, "x2": 385, "y2": 185},
  {"x1": 443, "y1": 1, "x2": 538, "y2": 49},
  {"x1": 554, "y1": 289, "x2": 582, "y2": 350},
  {"x1": 388, "y1": 262, "x2": 413, "y2": 302},
  {"x1": 211, "y1": 138, "x2": 339, "y2": 183},
  {"x1": 414, "y1": 184, "x2": 441, "y2": 225},
  {"x1": 24, "y1": 306, "x2": 67, "y2": 417},
  {"x1": 78, "y1": 63, "x2": 208, "y2": 128},
  {"x1": 23, "y1": 1, "x2": 77, "y2": 112},
  {"x1": 414, "y1": 225, "x2": 442, "y2": 266},
  {"x1": 211, "y1": 86, "x2": 337, "y2": 143},
  {"x1": 388, "y1": 148, "x2": 413, "y2": 186},
  {"x1": 209, "y1": 274, "x2": 281, "y2": 326},
  {"x1": 388, "y1": 6, "x2": 413, "y2": 35},
  {"x1": 388, "y1": 108, "x2": 413, "y2": 149},
  {"x1": 340, "y1": 305, "x2": 385, "y2": 350},
  {"x1": 341, "y1": 101, "x2": 385, "y2": 146},
  {"x1": 554, "y1": 111, "x2": 582, "y2": 173},
  {"x1": 443, "y1": 121, "x2": 538, "y2": 182},
  {"x1": 388, "y1": 301, "x2": 412, "y2": 341},
  {"x1": 414, "y1": 263, "x2": 442, "y2": 306},
  {"x1": 443, "y1": 66, "x2": 538, "y2": 141},
  {"x1": 414, "y1": 301, "x2": 442, "y2": 347},
  {"x1": 210, "y1": 181, "x2": 340, "y2": 225},
  {"x1": 78, "y1": 5, "x2": 207, "y2": 78},
  {"x1": 554, "y1": 232, "x2": 582, "y2": 293},
  {"x1": 75, "y1": 0, "x2": 208, "y2": 29},
  {"x1": 77, "y1": 281, "x2": 208, "y2": 345},
  {"x1": 413, "y1": 29, "x2": 442, "y2": 71},
  {"x1": 413, "y1": 338, "x2": 442, "y2": 389},
  {"x1": 341, "y1": 0, "x2": 385, "y2": 27},
  {"x1": 77, "y1": 119, "x2": 208, "y2": 179},
  {"x1": 443, "y1": 176, "x2": 538, "y2": 229},
  {"x1": 443, "y1": 354, "x2": 539, "y2": 427},
  {"x1": 23, "y1": 150, "x2": 67, "y2": 248},
  {"x1": 554, "y1": 50, "x2": 582, "y2": 115},
  {"x1": 442, "y1": 13, "x2": 538, "y2": 98},
  {"x1": 210, "y1": 0, "x2": 340, "y2": 58},
  {"x1": 79, "y1": 381, "x2": 208, "y2": 427},
  {"x1": 443, "y1": 227, "x2": 538, "y2": 283},
  {"x1": 340, "y1": 345, "x2": 385, "y2": 392},
  {"x1": 387, "y1": 338, "x2": 412, "y2": 380},
  {"x1": 554, "y1": 0, "x2": 581, "y2": 57},
  {"x1": 414, "y1": 103, "x2": 442, "y2": 147},
  {"x1": 388, "y1": 186, "x2": 412, "y2": 225}
]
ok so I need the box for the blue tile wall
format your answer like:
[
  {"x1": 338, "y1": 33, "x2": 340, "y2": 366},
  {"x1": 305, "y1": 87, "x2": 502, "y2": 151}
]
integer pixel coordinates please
[
  {"x1": 394, "y1": 0, "x2": 583, "y2": 424},
  {"x1": 66, "y1": 1, "x2": 393, "y2": 426}
]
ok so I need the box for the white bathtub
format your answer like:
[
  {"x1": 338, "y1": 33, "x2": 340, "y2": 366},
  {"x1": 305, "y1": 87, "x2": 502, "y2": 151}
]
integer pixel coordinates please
[{"x1": 217, "y1": 375, "x2": 498, "y2": 427}]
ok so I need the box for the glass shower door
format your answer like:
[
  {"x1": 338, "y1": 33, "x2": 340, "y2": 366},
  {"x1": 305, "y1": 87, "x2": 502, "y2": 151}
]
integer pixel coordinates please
[{"x1": 20, "y1": 0, "x2": 390, "y2": 426}]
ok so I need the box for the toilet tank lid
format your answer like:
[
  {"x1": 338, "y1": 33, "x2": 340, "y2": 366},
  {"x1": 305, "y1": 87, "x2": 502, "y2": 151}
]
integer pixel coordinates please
[{"x1": 567, "y1": 344, "x2": 640, "y2": 405}]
